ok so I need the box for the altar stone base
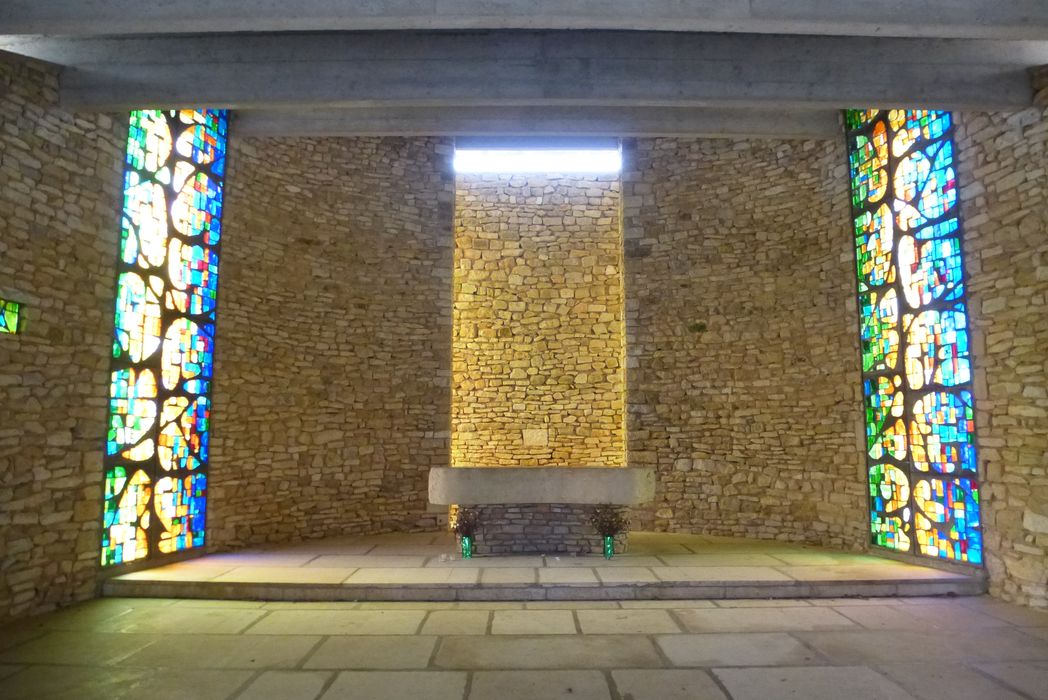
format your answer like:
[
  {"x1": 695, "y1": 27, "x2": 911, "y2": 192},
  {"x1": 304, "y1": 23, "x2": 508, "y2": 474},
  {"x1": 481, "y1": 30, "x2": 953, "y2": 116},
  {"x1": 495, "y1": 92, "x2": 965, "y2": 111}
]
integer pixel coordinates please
[{"x1": 461, "y1": 503, "x2": 629, "y2": 556}]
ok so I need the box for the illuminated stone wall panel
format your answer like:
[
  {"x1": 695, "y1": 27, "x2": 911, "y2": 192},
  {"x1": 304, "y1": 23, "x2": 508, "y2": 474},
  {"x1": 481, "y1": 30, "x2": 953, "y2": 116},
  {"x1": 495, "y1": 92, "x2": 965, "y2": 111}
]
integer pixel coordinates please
[
  {"x1": 101, "y1": 109, "x2": 229, "y2": 566},
  {"x1": 847, "y1": 109, "x2": 982, "y2": 565},
  {"x1": 452, "y1": 174, "x2": 625, "y2": 467}
]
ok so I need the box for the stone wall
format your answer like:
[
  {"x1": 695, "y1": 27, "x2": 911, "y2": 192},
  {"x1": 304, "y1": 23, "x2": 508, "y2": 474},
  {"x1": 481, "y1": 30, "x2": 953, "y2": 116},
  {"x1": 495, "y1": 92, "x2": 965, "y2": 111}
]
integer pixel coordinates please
[
  {"x1": 622, "y1": 138, "x2": 869, "y2": 550},
  {"x1": 0, "y1": 54, "x2": 125, "y2": 620},
  {"x1": 208, "y1": 136, "x2": 454, "y2": 548},
  {"x1": 463, "y1": 504, "x2": 628, "y2": 555},
  {"x1": 452, "y1": 175, "x2": 625, "y2": 466},
  {"x1": 956, "y1": 85, "x2": 1048, "y2": 607}
]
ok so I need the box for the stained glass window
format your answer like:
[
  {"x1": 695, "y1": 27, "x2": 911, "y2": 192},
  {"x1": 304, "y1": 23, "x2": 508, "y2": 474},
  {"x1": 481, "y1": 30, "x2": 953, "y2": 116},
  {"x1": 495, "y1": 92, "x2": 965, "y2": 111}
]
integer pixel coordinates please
[
  {"x1": 0, "y1": 299, "x2": 21, "y2": 334},
  {"x1": 102, "y1": 109, "x2": 228, "y2": 566},
  {"x1": 846, "y1": 109, "x2": 981, "y2": 565}
]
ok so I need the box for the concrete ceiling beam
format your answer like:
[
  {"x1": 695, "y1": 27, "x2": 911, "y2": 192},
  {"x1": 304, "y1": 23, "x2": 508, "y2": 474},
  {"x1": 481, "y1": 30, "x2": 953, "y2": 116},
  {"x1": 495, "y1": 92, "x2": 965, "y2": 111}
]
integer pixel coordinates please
[
  {"x1": 233, "y1": 106, "x2": 843, "y2": 140},
  {"x1": 2, "y1": 31, "x2": 1042, "y2": 112},
  {"x1": 2, "y1": 0, "x2": 1048, "y2": 40}
]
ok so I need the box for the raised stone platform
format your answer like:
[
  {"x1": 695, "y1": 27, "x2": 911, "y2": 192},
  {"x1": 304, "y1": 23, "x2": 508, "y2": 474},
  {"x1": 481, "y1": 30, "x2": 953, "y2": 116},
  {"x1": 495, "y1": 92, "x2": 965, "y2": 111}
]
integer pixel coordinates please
[{"x1": 102, "y1": 531, "x2": 987, "y2": 603}]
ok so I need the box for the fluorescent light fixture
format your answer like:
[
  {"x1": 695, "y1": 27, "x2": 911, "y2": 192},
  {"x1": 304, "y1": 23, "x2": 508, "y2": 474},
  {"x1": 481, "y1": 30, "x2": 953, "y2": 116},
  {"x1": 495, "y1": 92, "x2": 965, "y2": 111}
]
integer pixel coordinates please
[{"x1": 453, "y1": 148, "x2": 622, "y2": 173}]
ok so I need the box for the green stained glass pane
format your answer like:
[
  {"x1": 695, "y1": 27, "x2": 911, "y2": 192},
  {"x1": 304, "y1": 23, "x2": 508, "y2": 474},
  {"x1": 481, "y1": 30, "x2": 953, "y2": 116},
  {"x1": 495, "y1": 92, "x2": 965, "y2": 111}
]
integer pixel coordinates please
[
  {"x1": 846, "y1": 109, "x2": 982, "y2": 565},
  {"x1": 102, "y1": 109, "x2": 229, "y2": 567},
  {"x1": 0, "y1": 299, "x2": 22, "y2": 334}
]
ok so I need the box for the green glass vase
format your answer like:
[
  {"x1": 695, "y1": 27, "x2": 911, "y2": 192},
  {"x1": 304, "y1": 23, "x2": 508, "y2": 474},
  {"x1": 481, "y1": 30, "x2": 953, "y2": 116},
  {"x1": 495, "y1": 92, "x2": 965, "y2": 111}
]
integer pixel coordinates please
[
  {"x1": 460, "y1": 535, "x2": 474, "y2": 559},
  {"x1": 603, "y1": 535, "x2": 615, "y2": 559}
]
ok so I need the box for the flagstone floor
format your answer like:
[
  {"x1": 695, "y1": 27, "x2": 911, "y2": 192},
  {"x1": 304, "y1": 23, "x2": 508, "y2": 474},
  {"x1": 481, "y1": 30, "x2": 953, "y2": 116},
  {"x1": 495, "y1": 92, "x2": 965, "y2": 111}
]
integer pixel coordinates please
[
  {"x1": 1, "y1": 594, "x2": 1047, "y2": 699},
  {"x1": 102, "y1": 532, "x2": 983, "y2": 602}
]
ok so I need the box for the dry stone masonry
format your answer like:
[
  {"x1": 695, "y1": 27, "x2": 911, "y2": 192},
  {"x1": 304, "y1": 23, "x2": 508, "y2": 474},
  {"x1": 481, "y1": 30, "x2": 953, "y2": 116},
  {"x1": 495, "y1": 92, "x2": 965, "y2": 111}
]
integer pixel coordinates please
[
  {"x1": 0, "y1": 55, "x2": 126, "y2": 621},
  {"x1": 452, "y1": 174, "x2": 626, "y2": 467},
  {"x1": 955, "y1": 86, "x2": 1048, "y2": 607},
  {"x1": 208, "y1": 136, "x2": 455, "y2": 548},
  {"x1": 621, "y1": 137, "x2": 870, "y2": 551},
  {"x1": 465, "y1": 504, "x2": 628, "y2": 555},
  {"x1": 2, "y1": 43, "x2": 1047, "y2": 618}
]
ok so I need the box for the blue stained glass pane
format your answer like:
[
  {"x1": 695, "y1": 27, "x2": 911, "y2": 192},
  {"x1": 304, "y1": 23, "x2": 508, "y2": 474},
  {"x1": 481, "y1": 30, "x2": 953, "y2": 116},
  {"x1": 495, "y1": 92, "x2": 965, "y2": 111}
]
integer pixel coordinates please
[{"x1": 847, "y1": 108, "x2": 981, "y2": 565}]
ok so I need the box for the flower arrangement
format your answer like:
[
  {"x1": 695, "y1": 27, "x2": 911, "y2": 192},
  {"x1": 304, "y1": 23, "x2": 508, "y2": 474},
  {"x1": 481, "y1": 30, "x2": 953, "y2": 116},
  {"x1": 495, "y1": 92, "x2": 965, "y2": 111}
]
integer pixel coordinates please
[
  {"x1": 590, "y1": 504, "x2": 630, "y2": 537},
  {"x1": 453, "y1": 508, "x2": 480, "y2": 538}
]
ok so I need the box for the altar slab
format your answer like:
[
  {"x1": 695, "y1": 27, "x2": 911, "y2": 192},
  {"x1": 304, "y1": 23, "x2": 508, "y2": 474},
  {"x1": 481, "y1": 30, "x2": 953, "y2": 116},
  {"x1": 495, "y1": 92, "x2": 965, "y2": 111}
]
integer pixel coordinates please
[{"x1": 428, "y1": 467, "x2": 656, "y2": 505}]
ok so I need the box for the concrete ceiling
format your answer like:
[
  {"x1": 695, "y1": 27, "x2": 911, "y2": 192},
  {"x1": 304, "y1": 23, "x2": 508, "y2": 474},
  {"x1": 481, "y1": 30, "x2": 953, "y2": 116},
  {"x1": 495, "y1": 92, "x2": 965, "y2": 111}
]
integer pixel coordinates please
[
  {"x1": 1, "y1": 2, "x2": 1046, "y2": 139},
  {"x1": 2, "y1": 0, "x2": 1047, "y2": 40}
]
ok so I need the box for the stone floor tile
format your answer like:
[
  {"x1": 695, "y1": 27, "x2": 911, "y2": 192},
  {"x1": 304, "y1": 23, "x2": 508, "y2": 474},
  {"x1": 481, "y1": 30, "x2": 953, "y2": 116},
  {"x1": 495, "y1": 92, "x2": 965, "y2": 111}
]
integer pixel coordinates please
[
  {"x1": 263, "y1": 602, "x2": 361, "y2": 610},
  {"x1": 421, "y1": 610, "x2": 490, "y2": 635},
  {"x1": 652, "y1": 566, "x2": 792, "y2": 582},
  {"x1": 877, "y1": 661, "x2": 1028, "y2": 700},
  {"x1": 192, "y1": 552, "x2": 320, "y2": 567},
  {"x1": 526, "y1": 601, "x2": 622, "y2": 609},
  {"x1": 539, "y1": 568, "x2": 599, "y2": 584},
  {"x1": 92, "y1": 605, "x2": 267, "y2": 634},
  {"x1": 238, "y1": 670, "x2": 333, "y2": 700},
  {"x1": 306, "y1": 556, "x2": 428, "y2": 568},
  {"x1": 0, "y1": 665, "x2": 22, "y2": 680},
  {"x1": 481, "y1": 568, "x2": 537, "y2": 584},
  {"x1": 245, "y1": 609, "x2": 425, "y2": 635},
  {"x1": 427, "y1": 556, "x2": 543, "y2": 568},
  {"x1": 435, "y1": 635, "x2": 663, "y2": 669},
  {"x1": 346, "y1": 567, "x2": 478, "y2": 585},
  {"x1": 22, "y1": 599, "x2": 142, "y2": 631},
  {"x1": 975, "y1": 661, "x2": 1048, "y2": 700},
  {"x1": 278, "y1": 543, "x2": 376, "y2": 556},
  {"x1": 304, "y1": 636, "x2": 437, "y2": 669},
  {"x1": 778, "y1": 564, "x2": 965, "y2": 582},
  {"x1": 796, "y1": 628, "x2": 1048, "y2": 663},
  {"x1": 612, "y1": 669, "x2": 728, "y2": 700},
  {"x1": 1019, "y1": 626, "x2": 1048, "y2": 642},
  {"x1": 675, "y1": 606, "x2": 857, "y2": 632},
  {"x1": 957, "y1": 597, "x2": 1048, "y2": 626},
  {"x1": 470, "y1": 670, "x2": 611, "y2": 700},
  {"x1": 320, "y1": 671, "x2": 467, "y2": 700},
  {"x1": 768, "y1": 552, "x2": 892, "y2": 566},
  {"x1": 454, "y1": 601, "x2": 526, "y2": 610},
  {"x1": 807, "y1": 597, "x2": 899, "y2": 606},
  {"x1": 835, "y1": 603, "x2": 1010, "y2": 631},
  {"x1": 594, "y1": 567, "x2": 659, "y2": 583},
  {"x1": 657, "y1": 554, "x2": 786, "y2": 567},
  {"x1": 0, "y1": 665, "x2": 148, "y2": 699},
  {"x1": 0, "y1": 631, "x2": 157, "y2": 666},
  {"x1": 213, "y1": 567, "x2": 354, "y2": 584},
  {"x1": 123, "y1": 634, "x2": 320, "y2": 669},
  {"x1": 357, "y1": 601, "x2": 457, "y2": 610},
  {"x1": 543, "y1": 555, "x2": 662, "y2": 568},
  {"x1": 172, "y1": 598, "x2": 267, "y2": 609},
  {"x1": 366, "y1": 544, "x2": 459, "y2": 557},
  {"x1": 115, "y1": 565, "x2": 234, "y2": 581},
  {"x1": 619, "y1": 600, "x2": 716, "y2": 609},
  {"x1": 714, "y1": 666, "x2": 915, "y2": 700},
  {"x1": 491, "y1": 609, "x2": 577, "y2": 634},
  {"x1": 576, "y1": 609, "x2": 681, "y2": 634},
  {"x1": 0, "y1": 666, "x2": 252, "y2": 700},
  {"x1": 656, "y1": 633, "x2": 823, "y2": 667},
  {"x1": 0, "y1": 623, "x2": 49, "y2": 652},
  {"x1": 712, "y1": 598, "x2": 812, "y2": 608}
]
